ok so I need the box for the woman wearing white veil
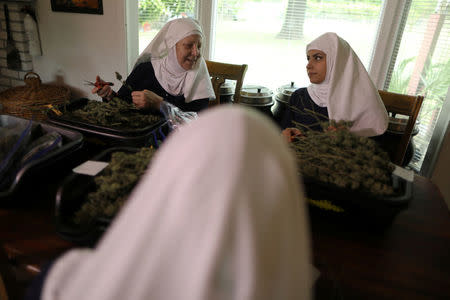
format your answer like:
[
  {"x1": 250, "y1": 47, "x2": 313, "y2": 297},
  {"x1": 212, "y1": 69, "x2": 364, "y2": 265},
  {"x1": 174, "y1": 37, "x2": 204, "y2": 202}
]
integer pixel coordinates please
[
  {"x1": 93, "y1": 17, "x2": 215, "y2": 112},
  {"x1": 280, "y1": 32, "x2": 388, "y2": 140},
  {"x1": 27, "y1": 106, "x2": 313, "y2": 300}
]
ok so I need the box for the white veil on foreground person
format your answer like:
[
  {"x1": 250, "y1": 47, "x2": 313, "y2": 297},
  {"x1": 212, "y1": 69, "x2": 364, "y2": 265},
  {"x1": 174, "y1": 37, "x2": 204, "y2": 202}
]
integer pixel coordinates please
[
  {"x1": 135, "y1": 17, "x2": 215, "y2": 103},
  {"x1": 306, "y1": 32, "x2": 388, "y2": 137},
  {"x1": 41, "y1": 106, "x2": 313, "y2": 300}
]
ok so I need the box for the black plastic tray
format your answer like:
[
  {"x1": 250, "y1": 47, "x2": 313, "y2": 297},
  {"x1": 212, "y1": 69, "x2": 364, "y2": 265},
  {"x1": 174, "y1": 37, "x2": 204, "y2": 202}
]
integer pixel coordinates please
[
  {"x1": 303, "y1": 173, "x2": 412, "y2": 228},
  {"x1": 0, "y1": 115, "x2": 84, "y2": 206},
  {"x1": 55, "y1": 147, "x2": 141, "y2": 246},
  {"x1": 47, "y1": 98, "x2": 165, "y2": 135},
  {"x1": 46, "y1": 98, "x2": 169, "y2": 148}
]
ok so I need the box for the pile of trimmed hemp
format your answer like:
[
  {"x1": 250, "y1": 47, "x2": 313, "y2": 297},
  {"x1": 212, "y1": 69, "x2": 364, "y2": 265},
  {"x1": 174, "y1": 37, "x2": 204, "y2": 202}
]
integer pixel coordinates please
[{"x1": 290, "y1": 120, "x2": 395, "y2": 196}]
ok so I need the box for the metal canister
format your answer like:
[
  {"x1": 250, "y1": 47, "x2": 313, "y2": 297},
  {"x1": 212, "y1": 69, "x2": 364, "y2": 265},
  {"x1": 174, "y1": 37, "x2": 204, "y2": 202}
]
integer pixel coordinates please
[
  {"x1": 271, "y1": 82, "x2": 300, "y2": 123},
  {"x1": 239, "y1": 85, "x2": 274, "y2": 118},
  {"x1": 219, "y1": 80, "x2": 235, "y2": 104}
]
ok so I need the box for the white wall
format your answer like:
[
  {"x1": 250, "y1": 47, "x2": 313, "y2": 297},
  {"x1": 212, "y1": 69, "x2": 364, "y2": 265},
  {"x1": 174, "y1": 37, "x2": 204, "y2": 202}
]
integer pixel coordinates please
[{"x1": 34, "y1": 0, "x2": 128, "y2": 99}]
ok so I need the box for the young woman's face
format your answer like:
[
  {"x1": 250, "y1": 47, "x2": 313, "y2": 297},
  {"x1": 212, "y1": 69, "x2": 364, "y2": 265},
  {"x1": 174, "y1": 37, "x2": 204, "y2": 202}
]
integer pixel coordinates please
[
  {"x1": 306, "y1": 49, "x2": 327, "y2": 84},
  {"x1": 176, "y1": 34, "x2": 202, "y2": 70}
]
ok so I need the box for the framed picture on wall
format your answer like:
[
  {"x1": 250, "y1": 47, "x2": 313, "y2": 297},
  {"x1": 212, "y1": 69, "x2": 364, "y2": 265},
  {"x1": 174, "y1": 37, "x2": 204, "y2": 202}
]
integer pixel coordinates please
[{"x1": 51, "y1": 0, "x2": 103, "y2": 15}]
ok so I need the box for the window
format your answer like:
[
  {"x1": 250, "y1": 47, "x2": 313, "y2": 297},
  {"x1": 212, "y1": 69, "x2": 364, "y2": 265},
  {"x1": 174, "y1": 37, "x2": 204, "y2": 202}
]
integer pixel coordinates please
[
  {"x1": 136, "y1": 0, "x2": 450, "y2": 175},
  {"x1": 138, "y1": 0, "x2": 197, "y2": 53},
  {"x1": 383, "y1": 0, "x2": 450, "y2": 173},
  {"x1": 213, "y1": 0, "x2": 384, "y2": 91},
  {"x1": 138, "y1": 0, "x2": 385, "y2": 91}
]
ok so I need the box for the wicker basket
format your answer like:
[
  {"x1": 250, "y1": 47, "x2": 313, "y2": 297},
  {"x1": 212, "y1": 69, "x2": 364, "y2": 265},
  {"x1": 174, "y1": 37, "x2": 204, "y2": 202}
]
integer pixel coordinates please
[{"x1": 0, "y1": 72, "x2": 71, "y2": 121}]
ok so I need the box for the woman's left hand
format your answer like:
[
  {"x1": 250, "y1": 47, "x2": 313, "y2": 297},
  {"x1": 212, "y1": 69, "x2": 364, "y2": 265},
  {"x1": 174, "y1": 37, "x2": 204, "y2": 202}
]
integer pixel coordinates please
[{"x1": 131, "y1": 90, "x2": 163, "y2": 110}]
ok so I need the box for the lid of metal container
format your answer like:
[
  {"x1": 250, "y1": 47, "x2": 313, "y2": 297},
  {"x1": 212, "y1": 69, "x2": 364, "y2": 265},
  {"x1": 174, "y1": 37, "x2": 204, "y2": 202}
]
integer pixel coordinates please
[
  {"x1": 240, "y1": 85, "x2": 273, "y2": 106},
  {"x1": 275, "y1": 81, "x2": 300, "y2": 103},
  {"x1": 220, "y1": 80, "x2": 235, "y2": 95}
]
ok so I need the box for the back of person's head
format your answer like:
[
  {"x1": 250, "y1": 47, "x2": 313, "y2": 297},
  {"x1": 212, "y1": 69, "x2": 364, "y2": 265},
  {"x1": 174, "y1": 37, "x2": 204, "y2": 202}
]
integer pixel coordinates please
[{"x1": 41, "y1": 106, "x2": 312, "y2": 300}]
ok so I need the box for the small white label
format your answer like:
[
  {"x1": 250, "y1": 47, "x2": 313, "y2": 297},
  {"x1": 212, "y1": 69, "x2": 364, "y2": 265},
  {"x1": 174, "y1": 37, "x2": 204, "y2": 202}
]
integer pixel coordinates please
[
  {"x1": 72, "y1": 160, "x2": 109, "y2": 176},
  {"x1": 393, "y1": 165, "x2": 414, "y2": 182}
]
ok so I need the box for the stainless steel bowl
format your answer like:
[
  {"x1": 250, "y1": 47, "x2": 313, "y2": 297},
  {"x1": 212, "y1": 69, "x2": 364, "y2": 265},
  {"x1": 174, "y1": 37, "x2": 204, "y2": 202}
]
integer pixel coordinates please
[
  {"x1": 220, "y1": 80, "x2": 235, "y2": 103},
  {"x1": 240, "y1": 85, "x2": 273, "y2": 106},
  {"x1": 274, "y1": 82, "x2": 300, "y2": 104},
  {"x1": 272, "y1": 82, "x2": 301, "y2": 123},
  {"x1": 220, "y1": 80, "x2": 235, "y2": 96}
]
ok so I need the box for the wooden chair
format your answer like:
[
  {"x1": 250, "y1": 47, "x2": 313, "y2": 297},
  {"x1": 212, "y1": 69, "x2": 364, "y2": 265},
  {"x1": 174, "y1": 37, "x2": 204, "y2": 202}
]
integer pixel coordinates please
[
  {"x1": 205, "y1": 60, "x2": 248, "y2": 106},
  {"x1": 378, "y1": 90, "x2": 424, "y2": 166}
]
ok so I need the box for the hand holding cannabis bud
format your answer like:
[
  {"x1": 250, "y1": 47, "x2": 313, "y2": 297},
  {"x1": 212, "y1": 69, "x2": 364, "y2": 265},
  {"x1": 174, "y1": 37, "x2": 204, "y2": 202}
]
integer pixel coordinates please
[
  {"x1": 90, "y1": 72, "x2": 131, "y2": 102},
  {"x1": 116, "y1": 72, "x2": 163, "y2": 110},
  {"x1": 91, "y1": 72, "x2": 163, "y2": 110},
  {"x1": 131, "y1": 89, "x2": 163, "y2": 110}
]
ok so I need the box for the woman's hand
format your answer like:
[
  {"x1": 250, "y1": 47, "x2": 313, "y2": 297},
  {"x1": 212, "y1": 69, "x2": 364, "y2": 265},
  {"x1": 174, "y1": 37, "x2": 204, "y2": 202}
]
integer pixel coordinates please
[
  {"x1": 282, "y1": 128, "x2": 302, "y2": 143},
  {"x1": 91, "y1": 76, "x2": 114, "y2": 101},
  {"x1": 132, "y1": 90, "x2": 163, "y2": 110}
]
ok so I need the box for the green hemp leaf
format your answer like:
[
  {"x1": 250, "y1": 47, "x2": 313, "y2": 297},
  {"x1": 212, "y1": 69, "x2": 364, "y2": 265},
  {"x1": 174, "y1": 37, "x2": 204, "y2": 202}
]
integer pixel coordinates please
[{"x1": 115, "y1": 71, "x2": 133, "y2": 92}]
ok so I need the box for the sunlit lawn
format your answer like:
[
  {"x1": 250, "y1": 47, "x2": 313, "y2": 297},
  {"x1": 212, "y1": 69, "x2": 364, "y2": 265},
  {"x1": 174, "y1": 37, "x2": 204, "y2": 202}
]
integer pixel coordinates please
[{"x1": 139, "y1": 0, "x2": 383, "y2": 90}]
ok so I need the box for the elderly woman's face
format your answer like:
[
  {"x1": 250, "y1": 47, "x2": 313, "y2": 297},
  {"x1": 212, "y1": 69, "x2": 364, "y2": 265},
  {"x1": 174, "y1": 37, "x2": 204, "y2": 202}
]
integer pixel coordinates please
[
  {"x1": 176, "y1": 34, "x2": 202, "y2": 70},
  {"x1": 306, "y1": 49, "x2": 327, "y2": 84}
]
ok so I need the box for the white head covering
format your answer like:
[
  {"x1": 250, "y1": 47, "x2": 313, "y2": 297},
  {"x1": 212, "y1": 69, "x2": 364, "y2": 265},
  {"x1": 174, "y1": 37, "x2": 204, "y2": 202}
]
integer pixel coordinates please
[
  {"x1": 42, "y1": 106, "x2": 313, "y2": 300},
  {"x1": 135, "y1": 17, "x2": 215, "y2": 103},
  {"x1": 306, "y1": 32, "x2": 388, "y2": 136}
]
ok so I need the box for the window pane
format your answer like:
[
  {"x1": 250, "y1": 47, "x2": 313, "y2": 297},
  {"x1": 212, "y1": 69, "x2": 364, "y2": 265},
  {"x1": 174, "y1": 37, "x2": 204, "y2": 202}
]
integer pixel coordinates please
[
  {"x1": 386, "y1": 0, "x2": 450, "y2": 172},
  {"x1": 213, "y1": 0, "x2": 383, "y2": 91},
  {"x1": 138, "y1": 0, "x2": 197, "y2": 54}
]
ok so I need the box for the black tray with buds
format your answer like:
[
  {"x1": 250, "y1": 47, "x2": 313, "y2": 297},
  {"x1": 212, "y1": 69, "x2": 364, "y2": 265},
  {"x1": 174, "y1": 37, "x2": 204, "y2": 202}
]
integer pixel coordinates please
[
  {"x1": 46, "y1": 98, "x2": 169, "y2": 148},
  {"x1": 55, "y1": 146, "x2": 143, "y2": 246},
  {"x1": 303, "y1": 171, "x2": 413, "y2": 228}
]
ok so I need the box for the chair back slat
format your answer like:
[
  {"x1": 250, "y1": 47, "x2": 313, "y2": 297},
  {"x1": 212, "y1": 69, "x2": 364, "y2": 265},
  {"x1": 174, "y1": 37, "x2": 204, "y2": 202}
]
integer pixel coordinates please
[
  {"x1": 205, "y1": 60, "x2": 248, "y2": 105},
  {"x1": 378, "y1": 90, "x2": 424, "y2": 166}
]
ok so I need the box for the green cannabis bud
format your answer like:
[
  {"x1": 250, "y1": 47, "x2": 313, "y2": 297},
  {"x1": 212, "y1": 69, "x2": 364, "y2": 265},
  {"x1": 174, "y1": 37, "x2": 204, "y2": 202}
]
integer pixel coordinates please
[
  {"x1": 115, "y1": 71, "x2": 133, "y2": 92},
  {"x1": 73, "y1": 147, "x2": 156, "y2": 226},
  {"x1": 290, "y1": 115, "x2": 395, "y2": 197},
  {"x1": 65, "y1": 97, "x2": 161, "y2": 129}
]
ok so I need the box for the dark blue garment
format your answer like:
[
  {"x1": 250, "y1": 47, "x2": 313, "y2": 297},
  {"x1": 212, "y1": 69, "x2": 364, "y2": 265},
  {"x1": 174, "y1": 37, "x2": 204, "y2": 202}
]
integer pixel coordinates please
[
  {"x1": 279, "y1": 88, "x2": 328, "y2": 131},
  {"x1": 117, "y1": 62, "x2": 209, "y2": 112},
  {"x1": 24, "y1": 260, "x2": 56, "y2": 300}
]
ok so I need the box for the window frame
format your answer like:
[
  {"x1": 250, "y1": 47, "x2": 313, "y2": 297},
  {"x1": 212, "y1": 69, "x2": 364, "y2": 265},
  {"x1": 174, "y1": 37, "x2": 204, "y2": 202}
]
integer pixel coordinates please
[{"x1": 126, "y1": 0, "x2": 139, "y2": 73}]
